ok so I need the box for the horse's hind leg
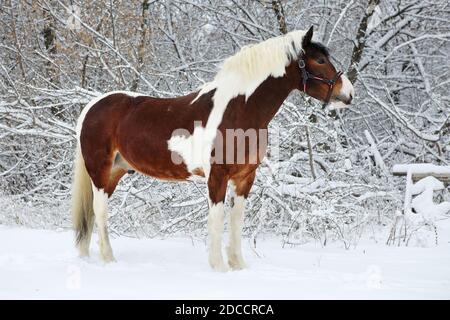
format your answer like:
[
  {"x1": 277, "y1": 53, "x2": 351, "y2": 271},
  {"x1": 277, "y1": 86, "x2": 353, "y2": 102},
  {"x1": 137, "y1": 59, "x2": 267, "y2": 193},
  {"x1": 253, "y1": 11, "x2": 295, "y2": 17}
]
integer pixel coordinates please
[
  {"x1": 92, "y1": 184, "x2": 115, "y2": 262},
  {"x1": 78, "y1": 218, "x2": 94, "y2": 258},
  {"x1": 89, "y1": 154, "x2": 127, "y2": 263}
]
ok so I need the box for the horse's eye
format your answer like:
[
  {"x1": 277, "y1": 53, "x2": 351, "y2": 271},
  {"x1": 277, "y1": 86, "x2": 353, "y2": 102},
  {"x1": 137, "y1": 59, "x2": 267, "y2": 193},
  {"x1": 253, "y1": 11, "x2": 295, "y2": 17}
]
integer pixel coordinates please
[{"x1": 317, "y1": 58, "x2": 326, "y2": 64}]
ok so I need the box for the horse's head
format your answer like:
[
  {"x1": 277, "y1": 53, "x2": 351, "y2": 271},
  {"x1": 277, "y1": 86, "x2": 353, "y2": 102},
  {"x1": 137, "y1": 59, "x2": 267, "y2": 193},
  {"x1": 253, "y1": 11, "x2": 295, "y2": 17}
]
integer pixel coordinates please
[{"x1": 298, "y1": 26, "x2": 354, "y2": 109}]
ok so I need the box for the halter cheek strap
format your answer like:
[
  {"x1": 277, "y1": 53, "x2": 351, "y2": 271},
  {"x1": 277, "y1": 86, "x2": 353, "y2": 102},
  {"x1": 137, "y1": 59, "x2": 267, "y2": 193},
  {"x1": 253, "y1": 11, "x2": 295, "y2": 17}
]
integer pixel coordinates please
[{"x1": 299, "y1": 57, "x2": 343, "y2": 108}]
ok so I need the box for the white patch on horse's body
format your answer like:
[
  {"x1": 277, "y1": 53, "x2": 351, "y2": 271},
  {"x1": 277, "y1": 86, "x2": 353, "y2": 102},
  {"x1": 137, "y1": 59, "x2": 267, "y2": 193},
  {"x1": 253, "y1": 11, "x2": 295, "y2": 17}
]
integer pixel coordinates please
[
  {"x1": 168, "y1": 124, "x2": 217, "y2": 178},
  {"x1": 207, "y1": 201, "x2": 227, "y2": 272},
  {"x1": 168, "y1": 30, "x2": 308, "y2": 177},
  {"x1": 91, "y1": 184, "x2": 115, "y2": 262},
  {"x1": 226, "y1": 194, "x2": 246, "y2": 270},
  {"x1": 76, "y1": 91, "x2": 144, "y2": 144}
]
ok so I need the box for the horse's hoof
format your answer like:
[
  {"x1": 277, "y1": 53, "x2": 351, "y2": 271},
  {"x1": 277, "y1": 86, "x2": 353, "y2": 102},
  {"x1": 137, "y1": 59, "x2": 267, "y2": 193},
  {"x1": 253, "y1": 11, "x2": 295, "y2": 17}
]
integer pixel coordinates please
[
  {"x1": 102, "y1": 258, "x2": 116, "y2": 264},
  {"x1": 77, "y1": 248, "x2": 90, "y2": 258},
  {"x1": 100, "y1": 253, "x2": 116, "y2": 263},
  {"x1": 78, "y1": 252, "x2": 90, "y2": 259},
  {"x1": 209, "y1": 260, "x2": 229, "y2": 272},
  {"x1": 228, "y1": 258, "x2": 247, "y2": 271},
  {"x1": 229, "y1": 263, "x2": 247, "y2": 271},
  {"x1": 226, "y1": 247, "x2": 247, "y2": 270},
  {"x1": 212, "y1": 264, "x2": 229, "y2": 272}
]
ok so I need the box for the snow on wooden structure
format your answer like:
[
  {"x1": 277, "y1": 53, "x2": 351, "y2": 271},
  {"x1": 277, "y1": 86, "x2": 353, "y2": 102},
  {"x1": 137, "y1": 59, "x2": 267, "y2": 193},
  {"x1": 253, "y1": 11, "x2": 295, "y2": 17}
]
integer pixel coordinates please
[{"x1": 393, "y1": 164, "x2": 450, "y2": 183}]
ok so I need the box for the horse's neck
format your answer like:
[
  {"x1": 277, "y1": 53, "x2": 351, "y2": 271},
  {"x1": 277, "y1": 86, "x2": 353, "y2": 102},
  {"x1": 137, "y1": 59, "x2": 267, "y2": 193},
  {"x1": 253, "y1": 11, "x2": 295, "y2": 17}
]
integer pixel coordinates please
[{"x1": 246, "y1": 65, "x2": 299, "y2": 128}]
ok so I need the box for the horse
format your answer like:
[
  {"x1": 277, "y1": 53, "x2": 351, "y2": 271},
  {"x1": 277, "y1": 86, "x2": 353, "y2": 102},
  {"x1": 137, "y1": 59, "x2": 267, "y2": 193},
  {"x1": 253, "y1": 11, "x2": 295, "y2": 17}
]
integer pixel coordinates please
[{"x1": 72, "y1": 26, "x2": 354, "y2": 271}]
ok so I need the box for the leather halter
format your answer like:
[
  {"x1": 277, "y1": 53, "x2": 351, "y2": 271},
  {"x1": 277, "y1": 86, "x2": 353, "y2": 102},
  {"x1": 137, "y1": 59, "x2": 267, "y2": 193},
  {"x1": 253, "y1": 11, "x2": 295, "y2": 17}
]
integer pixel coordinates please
[{"x1": 298, "y1": 56, "x2": 343, "y2": 108}]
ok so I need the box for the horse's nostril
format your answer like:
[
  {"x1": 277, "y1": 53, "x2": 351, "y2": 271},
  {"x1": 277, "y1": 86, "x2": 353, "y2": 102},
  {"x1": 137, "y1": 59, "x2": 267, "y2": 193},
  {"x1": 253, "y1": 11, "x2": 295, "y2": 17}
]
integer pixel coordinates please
[{"x1": 347, "y1": 93, "x2": 353, "y2": 104}]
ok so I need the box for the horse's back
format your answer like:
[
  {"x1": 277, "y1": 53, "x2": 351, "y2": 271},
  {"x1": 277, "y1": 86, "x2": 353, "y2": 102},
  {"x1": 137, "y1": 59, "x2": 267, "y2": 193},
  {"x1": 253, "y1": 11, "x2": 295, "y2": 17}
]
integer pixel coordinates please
[{"x1": 78, "y1": 90, "x2": 193, "y2": 146}]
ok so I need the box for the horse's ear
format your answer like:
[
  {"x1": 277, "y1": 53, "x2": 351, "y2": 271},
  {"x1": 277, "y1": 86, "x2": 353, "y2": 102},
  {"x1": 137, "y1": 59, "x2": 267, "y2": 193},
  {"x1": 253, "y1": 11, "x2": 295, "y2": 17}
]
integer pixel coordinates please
[{"x1": 302, "y1": 26, "x2": 314, "y2": 48}]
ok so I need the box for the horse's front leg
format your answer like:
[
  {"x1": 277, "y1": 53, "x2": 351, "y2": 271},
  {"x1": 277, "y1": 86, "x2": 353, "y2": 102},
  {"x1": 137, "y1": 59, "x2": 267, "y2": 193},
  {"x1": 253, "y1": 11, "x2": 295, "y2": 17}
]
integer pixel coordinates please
[
  {"x1": 227, "y1": 170, "x2": 256, "y2": 270},
  {"x1": 207, "y1": 168, "x2": 229, "y2": 272}
]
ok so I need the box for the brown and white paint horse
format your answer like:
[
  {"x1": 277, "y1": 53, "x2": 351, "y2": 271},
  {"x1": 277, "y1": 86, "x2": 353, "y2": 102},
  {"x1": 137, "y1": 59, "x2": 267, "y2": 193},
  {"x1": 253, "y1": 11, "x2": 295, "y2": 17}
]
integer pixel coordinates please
[{"x1": 72, "y1": 27, "x2": 354, "y2": 271}]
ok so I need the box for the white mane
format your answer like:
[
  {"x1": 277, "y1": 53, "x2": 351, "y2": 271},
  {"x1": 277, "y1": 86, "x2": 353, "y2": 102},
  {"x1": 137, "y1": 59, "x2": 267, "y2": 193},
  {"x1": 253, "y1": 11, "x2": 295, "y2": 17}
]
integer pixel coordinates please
[{"x1": 195, "y1": 30, "x2": 307, "y2": 102}]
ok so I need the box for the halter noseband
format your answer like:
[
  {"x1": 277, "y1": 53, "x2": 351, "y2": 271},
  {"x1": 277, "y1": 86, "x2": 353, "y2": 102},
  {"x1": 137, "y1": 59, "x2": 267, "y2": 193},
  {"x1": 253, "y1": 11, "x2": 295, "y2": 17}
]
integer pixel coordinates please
[{"x1": 299, "y1": 56, "x2": 343, "y2": 108}]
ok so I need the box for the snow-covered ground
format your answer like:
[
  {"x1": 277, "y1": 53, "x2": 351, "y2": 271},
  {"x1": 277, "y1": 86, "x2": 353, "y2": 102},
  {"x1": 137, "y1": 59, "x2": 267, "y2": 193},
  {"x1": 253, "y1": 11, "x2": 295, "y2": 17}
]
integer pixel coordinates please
[{"x1": 1, "y1": 223, "x2": 449, "y2": 299}]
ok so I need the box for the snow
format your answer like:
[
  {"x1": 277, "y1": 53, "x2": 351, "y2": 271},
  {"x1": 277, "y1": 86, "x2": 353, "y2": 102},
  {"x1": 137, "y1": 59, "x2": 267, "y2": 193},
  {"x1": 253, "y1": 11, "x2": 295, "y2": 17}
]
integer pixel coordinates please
[
  {"x1": 411, "y1": 176, "x2": 446, "y2": 194},
  {"x1": 365, "y1": 129, "x2": 387, "y2": 172},
  {"x1": 411, "y1": 176, "x2": 450, "y2": 219},
  {"x1": 1, "y1": 225, "x2": 450, "y2": 299}
]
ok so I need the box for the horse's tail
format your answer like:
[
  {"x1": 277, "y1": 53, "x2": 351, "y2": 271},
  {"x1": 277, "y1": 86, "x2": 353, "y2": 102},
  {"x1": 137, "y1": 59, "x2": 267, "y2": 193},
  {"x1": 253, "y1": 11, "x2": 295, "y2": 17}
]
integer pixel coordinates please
[{"x1": 71, "y1": 144, "x2": 94, "y2": 246}]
